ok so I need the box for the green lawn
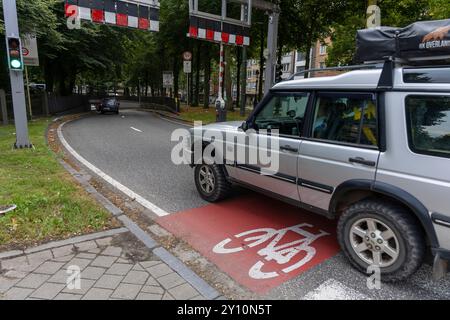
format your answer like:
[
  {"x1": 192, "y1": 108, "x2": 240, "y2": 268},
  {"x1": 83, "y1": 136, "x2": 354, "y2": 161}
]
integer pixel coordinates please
[
  {"x1": 0, "y1": 119, "x2": 116, "y2": 250},
  {"x1": 178, "y1": 105, "x2": 249, "y2": 124}
]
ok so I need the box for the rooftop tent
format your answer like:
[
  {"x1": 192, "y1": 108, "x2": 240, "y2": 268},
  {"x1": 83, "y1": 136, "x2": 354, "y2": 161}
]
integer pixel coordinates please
[{"x1": 355, "y1": 19, "x2": 450, "y2": 63}]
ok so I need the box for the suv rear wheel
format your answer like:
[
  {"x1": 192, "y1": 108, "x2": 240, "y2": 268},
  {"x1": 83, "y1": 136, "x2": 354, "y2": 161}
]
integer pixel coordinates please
[
  {"x1": 194, "y1": 164, "x2": 231, "y2": 202},
  {"x1": 337, "y1": 199, "x2": 425, "y2": 282}
]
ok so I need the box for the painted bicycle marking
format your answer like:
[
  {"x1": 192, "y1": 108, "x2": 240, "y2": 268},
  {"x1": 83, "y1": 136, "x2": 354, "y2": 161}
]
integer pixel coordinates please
[{"x1": 213, "y1": 223, "x2": 330, "y2": 280}]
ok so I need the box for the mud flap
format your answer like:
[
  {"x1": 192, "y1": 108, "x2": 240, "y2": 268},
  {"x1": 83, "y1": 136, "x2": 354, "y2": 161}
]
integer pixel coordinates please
[{"x1": 432, "y1": 254, "x2": 448, "y2": 281}]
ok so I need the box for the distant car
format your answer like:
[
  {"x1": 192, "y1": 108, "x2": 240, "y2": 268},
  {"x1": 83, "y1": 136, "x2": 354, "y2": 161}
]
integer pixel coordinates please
[{"x1": 97, "y1": 98, "x2": 120, "y2": 114}]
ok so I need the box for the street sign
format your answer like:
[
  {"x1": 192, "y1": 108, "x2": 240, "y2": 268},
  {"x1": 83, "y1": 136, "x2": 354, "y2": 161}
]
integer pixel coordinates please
[
  {"x1": 163, "y1": 71, "x2": 174, "y2": 87},
  {"x1": 22, "y1": 34, "x2": 39, "y2": 67},
  {"x1": 183, "y1": 51, "x2": 192, "y2": 61},
  {"x1": 183, "y1": 61, "x2": 192, "y2": 74}
]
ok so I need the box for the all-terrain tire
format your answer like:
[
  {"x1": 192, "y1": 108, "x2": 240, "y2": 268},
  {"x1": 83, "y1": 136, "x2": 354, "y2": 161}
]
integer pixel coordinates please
[
  {"x1": 194, "y1": 164, "x2": 231, "y2": 202},
  {"x1": 337, "y1": 199, "x2": 425, "y2": 282}
]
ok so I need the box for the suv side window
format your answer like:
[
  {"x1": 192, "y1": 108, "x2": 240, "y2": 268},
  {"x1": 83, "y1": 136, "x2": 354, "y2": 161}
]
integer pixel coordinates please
[
  {"x1": 311, "y1": 92, "x2": 378, "y2": 147},
  {"x1": 405, "y1": 95, "x2": 450, "y2": 158},
  {"x1": 254, "y1": 93, "x2": 309, "y2": 137}
]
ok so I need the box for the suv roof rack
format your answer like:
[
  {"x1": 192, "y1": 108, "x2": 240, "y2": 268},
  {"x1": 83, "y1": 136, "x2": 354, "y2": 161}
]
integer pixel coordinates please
[{"x1": 286, "y1": 63, "x2": 383, "y2": 81}]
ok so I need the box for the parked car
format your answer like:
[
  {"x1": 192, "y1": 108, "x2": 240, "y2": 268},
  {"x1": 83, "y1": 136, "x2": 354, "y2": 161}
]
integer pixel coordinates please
[
  {"x1": 186, "y1": 62, "x2": 450, "y2": 282},
  {"x1": 97, "y1": 97, "x2": 120, "y2": 114}
]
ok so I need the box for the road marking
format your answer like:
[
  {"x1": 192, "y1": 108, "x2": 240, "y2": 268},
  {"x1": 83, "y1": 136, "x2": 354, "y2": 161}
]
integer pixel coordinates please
[
  {"x1": 57, "y1": 122, "x2": 170, "y2": 217},
  {"x1": 303, "y1": 279, "x2": 369, "y2": 300},
  {"x1": 130, "y1": 127, "x2": 142, "y2": 133}
]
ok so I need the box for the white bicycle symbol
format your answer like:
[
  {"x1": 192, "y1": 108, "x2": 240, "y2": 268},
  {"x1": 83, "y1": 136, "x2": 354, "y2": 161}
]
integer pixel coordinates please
[{"x1": 213, "y1": 224, "x2": 329, "y2": 279}]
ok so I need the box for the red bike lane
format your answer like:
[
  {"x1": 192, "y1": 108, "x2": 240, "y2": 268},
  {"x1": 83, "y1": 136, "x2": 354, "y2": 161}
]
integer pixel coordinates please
[{"x1": 157, "y1": 193, "x2": 341, "y2": 294}]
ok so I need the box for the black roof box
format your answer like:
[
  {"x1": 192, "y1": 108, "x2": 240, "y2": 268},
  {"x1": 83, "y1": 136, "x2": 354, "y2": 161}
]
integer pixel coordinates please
[{"x1": 355, "y1": 19, "x2": 450, "y2": 63}]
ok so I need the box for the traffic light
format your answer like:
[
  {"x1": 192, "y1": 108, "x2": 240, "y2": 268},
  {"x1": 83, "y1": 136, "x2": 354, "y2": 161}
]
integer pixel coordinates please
[
  {"x1": 6, "y1": 37, "x2": 24, "y2": 71},
  {"x1": 275, "y1": 64, "x2": 283, "y2": 83}
]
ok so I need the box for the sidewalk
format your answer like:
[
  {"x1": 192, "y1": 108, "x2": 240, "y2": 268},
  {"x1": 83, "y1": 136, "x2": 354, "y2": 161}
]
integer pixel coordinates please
[{"x1": 0, "y1": 229, "x2": 207, "y2": 300}]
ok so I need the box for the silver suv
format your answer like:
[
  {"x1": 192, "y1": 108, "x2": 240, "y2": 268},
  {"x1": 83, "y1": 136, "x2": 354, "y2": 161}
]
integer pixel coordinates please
[{"x1": 188, "y1": 62, "x2": 450, "y2": 282}]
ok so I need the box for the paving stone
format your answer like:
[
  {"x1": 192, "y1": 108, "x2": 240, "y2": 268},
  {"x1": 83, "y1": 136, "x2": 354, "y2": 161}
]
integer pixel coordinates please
[
  {"x1": 136, "y1": 292, "x2": 162, "y2": 300},
  {"x1": 162, "y1": 292, "x2": 175, "y2": 300},
  {"x1": 27, "y1": 250, "x2": 53, "y2": 267},
  {"x1": 101, "y1": 246, "x2": 122, "y2": 257},
  {"x1": 157, "y1": 272, "x2": 186, "y2": 290},
  {"x1": 83, "y1": 288, "x2": 113, "y2": 300},
  {"x1": 111, "y1": 283, "x2": 142, "y2": 300},
  {"x1": 91, "y1": 255, "x2": 117, "y2": 268},
  {"x1": 190, "y1": 295, "x2": 205, "y2": 300},
  {"x1": 62, "y1": 279, "x2": 95, "y2": 295},
  {"x1": 52, "y1": 245, "x2": 74, "y2": 258},
  {"x1": 87, "y1": 248, "x2": 101, "y2": 254},
  {"x1": 82, "y1": 267, "x2": 106, "y2": 280},
  {"x1": 95, "y1": 237, "x2": 113, "y2": 247},
  {"x1": 0, "y1": 276, "x2": 21, "y2": 293},
  {"x1": 16, "y1": 273, "x2": 50, "y2": 289},
  {"x1": 116, "y1": 258, "x2": 131, "y2": 264},
  {"x1": 140, "y1": 260, "x2": 162, "y2": 269},
  {"x1": 3, "y1": 270, "x2": 27, "y2": 279},
  {"x1": 106, "y1": 264, "x2": 133, "y2": 276},
  {"x1": 74, "y1": 241, "x2": 98, "y2": 252},
  {"x1": 131, "y1": 264, "x2": 144, "y2": 271},
  {"x1": 64, "y1": 258, "x2": 91, "y2": 270},
  {"x1": 52, "y1": 254, "x2": 75, "y2": 263},
  {"x1": 54, "y1": 293, "x2": 83, "y2": 300},
  {"x1": 141, "y1": 285, "x2": 164, "y2": 295},
  {"x1": 169, "y1": 283, "x2": 199, "y2": 300},
  {"x1": 122, "y1": 271, "x2": 149, "y2": 285},
  {"x1": 2, "y1": 287, "x2": 34, "y2": 300},
  {"x1": 76, "y1": 253, "x2": 97, "y2": 260},
  {"x1": 145, "y1": 276, "x2": 159, "y2": 286},
  {"x1": 29, "y1": 283, "x2": 65, "y2": 300},
  {"x1": 1, "y1": 256, "x2": 27, "y2": 270},
  {"x1": 146, "y1": 263, "x2": 173, "y2": 278},
  {"x1": 34, "y1": 261, "x2": 65, "y2": 275},
  {"x1": 47, "y1": 270, "x2": 69, "y2": 284},
  {"x1": 94, "y1": 274, "x2": 123, "y2": 290}
]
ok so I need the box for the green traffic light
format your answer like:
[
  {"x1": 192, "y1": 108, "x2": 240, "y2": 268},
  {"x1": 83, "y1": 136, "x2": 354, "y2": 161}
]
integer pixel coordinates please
[{"x1": 10, "y1": 59, "x2": 22, "y2": 69}]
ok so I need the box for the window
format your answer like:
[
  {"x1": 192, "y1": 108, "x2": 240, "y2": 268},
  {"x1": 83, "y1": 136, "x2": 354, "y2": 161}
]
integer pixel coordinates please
[
  {"x1": 319, "y1": 45, "x2": 327, "y2": 55},
  {"x1": 403, "y1": 67, "x2": 450, "y2": 84},
  {"x1": 406, "y1": 95, "x2": 450, "y2": 158},
  {"x1": 311, "y1": 93, "x2": 378, "y2": 147},
  {"x1": 296, "y1": 66, "x2": 305, "y2": 74},
  {"x1": 297, "y1": 52, "x2": 305, "y2": 61},
  {"x1": 255, "y1": 93, "x2": 309, "y2": 137},
  {"x1": 319, "y1": 62, "x2": 326, "y2": 69}
]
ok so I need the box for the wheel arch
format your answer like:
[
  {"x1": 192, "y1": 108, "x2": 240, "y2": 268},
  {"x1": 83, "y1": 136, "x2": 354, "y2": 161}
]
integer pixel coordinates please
[{"x1": 330, "y1": 179, "x2": 439, "y2": 248}]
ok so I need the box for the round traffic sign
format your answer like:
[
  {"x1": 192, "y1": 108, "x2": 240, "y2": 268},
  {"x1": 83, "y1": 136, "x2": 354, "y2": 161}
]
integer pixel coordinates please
[{"x1": 183, "y1": 51, "x2": 192, "y2": 61}]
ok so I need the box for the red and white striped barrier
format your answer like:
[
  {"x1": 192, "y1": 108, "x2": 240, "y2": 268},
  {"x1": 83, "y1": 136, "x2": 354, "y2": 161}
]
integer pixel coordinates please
[
  {"x1": 188, "y1": 16, "x2": 250, "y2": 47},
  {"x1": 65, "y1": 0, "x2": 159, "y2": 32}
]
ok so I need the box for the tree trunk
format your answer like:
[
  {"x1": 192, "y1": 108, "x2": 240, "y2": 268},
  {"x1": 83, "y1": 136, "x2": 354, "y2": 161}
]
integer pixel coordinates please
[
  {"x1": 193, "y1": 43, "x2": 201, "y2": 106},
  {"x1": 258, "y1": 24, "x2": 265, "y2": 101}
]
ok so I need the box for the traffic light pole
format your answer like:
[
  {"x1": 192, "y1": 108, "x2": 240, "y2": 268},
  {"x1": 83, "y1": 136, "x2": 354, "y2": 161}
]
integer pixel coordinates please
[{"x1": 2, "y1": 0, "x2": 31, "y2": 148}]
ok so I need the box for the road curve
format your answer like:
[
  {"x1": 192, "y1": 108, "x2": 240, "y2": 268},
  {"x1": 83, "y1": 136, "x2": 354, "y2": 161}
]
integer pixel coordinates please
[{"x1": 62, "y1": 109, "x2": 207, "y2": 213}]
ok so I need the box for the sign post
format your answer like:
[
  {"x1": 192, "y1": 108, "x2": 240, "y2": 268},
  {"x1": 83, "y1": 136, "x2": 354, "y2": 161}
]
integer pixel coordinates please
[
  {"x1": 2, "y1": 0, "x2": 31, "y2": 148},
  {"x1": 183, "y1": 51, "x2": 192, "y2": 107},
  {"x1": 22, "y1": 34, "x2": 40, "y2": 119}
]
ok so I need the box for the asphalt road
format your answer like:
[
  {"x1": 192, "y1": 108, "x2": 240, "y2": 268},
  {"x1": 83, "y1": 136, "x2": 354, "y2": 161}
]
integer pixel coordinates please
[
  {"x1": 64, "y1": 109, "x2": 208, "y2": 213},
  {"x1": 63, "y1": 109, "x2": 450, "y2": 300}
]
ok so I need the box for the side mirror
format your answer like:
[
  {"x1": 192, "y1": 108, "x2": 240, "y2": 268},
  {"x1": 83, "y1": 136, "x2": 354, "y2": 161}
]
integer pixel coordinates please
[{"x1": 240, "y1": 121, "x2": 249, "y2": 132}]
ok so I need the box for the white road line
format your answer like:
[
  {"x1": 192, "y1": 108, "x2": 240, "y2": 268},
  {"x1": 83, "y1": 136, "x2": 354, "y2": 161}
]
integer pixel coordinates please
[
  {"x1": 303, "y1": 279, "x2": 369, "y2": 300},
  {"x1": 57, "y1": 122, "x2": 170, "y2": 217},
  {"x1": 130, "y1": 127, "x2": 143, "y2": 133}
]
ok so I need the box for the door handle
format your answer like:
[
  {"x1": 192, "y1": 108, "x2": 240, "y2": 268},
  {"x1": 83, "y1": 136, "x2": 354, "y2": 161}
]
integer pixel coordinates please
[
  {"x1": 349, "y1": 157, "x2": 376, "y2": 167},
  {"x1": 280, "y1": 145, "x2": 299, "y2": 153}
]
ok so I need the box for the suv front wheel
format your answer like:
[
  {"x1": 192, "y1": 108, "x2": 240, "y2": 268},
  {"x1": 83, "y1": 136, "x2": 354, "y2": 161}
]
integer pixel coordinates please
[
  {"x1": 337, "y1": 199, "x2": 425, "y2": 282},
  {"x1": 194, "y1": 164, "x2": 231, "y2": 202}
]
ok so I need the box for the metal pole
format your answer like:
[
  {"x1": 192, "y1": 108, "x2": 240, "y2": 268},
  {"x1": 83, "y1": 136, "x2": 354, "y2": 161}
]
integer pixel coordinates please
[
  {"x1": 25, "y1": 66, "x2": 33, "y2": 119},
  {"x1": 2, "y1": 0, "x2": 31, "y2": 148},
  {"x1": 264, "y1": 10, "x2": 279, "y2": 95}
]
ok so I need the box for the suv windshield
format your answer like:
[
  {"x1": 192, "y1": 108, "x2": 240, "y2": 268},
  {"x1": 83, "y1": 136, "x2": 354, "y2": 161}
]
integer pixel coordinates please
[
  {"x1": 103, "y1": 99, "x2": 116, "y2": 106},
  {"x1": 406, "y1": 95, "x2": 450, "y2": 158}
]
